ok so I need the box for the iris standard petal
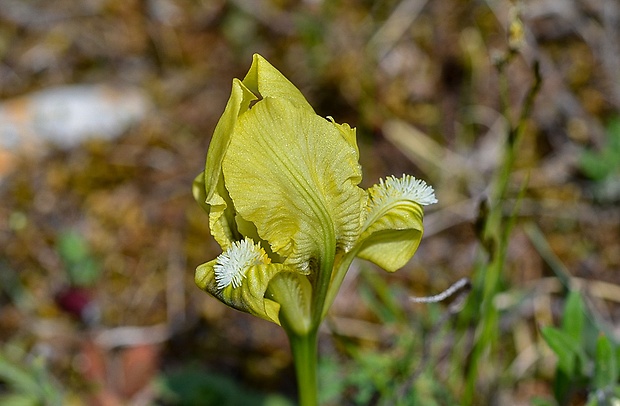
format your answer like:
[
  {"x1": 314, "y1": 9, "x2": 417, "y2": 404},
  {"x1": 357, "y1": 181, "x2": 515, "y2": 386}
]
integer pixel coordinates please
[
  {"x1": 202, "y1": 79, "x2": 258, "y2": 249},
  {"x1": 222, "y1": 97, "x2": 364, "y2": 272},
  {"x1": 242, "y1": 54, "x2": 314, "y2": 112}
]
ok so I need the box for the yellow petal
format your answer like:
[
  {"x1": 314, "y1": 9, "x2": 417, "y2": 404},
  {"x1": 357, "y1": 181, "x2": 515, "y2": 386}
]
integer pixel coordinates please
[
  {"x1": 203, "y1": 79, "x2": 258, "y2": 249},
  {"x1": 357, "y1": 228, "x2": 423, "y2": 272},
  {"x1": 357, "y1": 175, "x2": 436, "y2": 272},
  {"x1": 329, "y1": 118, "x2": 359, "y2": 158},
  {"x1": 204, "y1": 79, "x2": 257, "y2": 206},
  {"x1": 202, "y1": 55, "x2": 313, "y2": 250},
  {"x1": 222, "y1": 97, "x2": 365, "y2": 272},
  {"x1": 192, "y1": 172, "x2": 209, "y2": 214},
  {"x1": 195, "y1": 238, "x2": 284, "y2": 324},
  {"x1": 242, "y1": 54, "x2": 313, "y2": 111}
]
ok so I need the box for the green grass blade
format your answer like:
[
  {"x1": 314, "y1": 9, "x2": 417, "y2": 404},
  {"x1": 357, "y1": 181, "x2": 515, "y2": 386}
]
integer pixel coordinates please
[
  {"x1": 561, "y1": 291, "x2": 586, "y2": 345},
  {"x1": 0, "y1": 355, "x2": 40, "y2": 395},
  {"x1": 594, "y1": 334, "x2": 618, "y2": 390},
  {"x1": 541, "y1": 326, "x2": 588, "y2": 376}
]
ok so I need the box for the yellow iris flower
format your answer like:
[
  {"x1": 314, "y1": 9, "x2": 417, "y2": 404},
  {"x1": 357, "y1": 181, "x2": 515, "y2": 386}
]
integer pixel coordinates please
[{"x1": 193, "y1": 54, "x2": 436, "y2": 336}]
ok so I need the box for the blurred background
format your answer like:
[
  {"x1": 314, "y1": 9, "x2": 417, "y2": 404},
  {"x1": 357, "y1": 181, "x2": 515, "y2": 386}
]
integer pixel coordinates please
[{"x1": 1, "y1": 0, "x2": 619, "y2": 405}]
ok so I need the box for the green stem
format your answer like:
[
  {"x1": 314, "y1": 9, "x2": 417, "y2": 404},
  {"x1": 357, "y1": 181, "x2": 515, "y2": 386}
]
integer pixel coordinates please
[
  {"x1": 322, "y1": 250, "x2": 357, "y2": 320},
  {"x1": 288, "y1": 329, "x2": 319, "y2": 406},
  {"x1": 311, "y1": 241, "x2": 336, "y2": 327}
]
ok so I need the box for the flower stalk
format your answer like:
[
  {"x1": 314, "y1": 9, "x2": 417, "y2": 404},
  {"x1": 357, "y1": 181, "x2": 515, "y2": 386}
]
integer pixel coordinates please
[{"x1": 289, "y1": 329, "x2": 319, "y2": 406}]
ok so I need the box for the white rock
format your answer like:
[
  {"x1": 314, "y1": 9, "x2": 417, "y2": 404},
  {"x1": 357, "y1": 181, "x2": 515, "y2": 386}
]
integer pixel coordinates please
[{"x1": 0, "y1": 84, "x2": 151, "y2": 150}]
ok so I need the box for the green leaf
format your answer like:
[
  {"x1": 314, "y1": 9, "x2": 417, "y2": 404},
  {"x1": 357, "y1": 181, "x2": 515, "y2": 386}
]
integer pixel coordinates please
[
  {"x1": 530, "y1": 397, "x2": 557, "y2": 406},
  {"x1": 584, "y1": 395, "x2": 598, "y2": 406},
  {"x1": 0, "y1": 394, "x2": 40, "y2": 406},
  {"x1": 580, "y1": 150, "x2": 614, "y2": 180},
  {"x1": 57, "y1": 231, "x2": 100, "y2": 287},
  {"x1": 579, "y1": 115, "x2": 620, "y2": 180},
  {"x1": 553, "y1": 368, "x2": 576, "y2": 406},
  {"x1": 617, "y1": 345, "x2": 620, "y2": 378},
  {"x1": 157, "y1": 364, "x2": 293, "y2": 406},
  {"x1": 0, "y1": 351, "x2": 63, "y2": 404},
  {"x1": 541, "y1": 326, "x2": 588, "y2": 376},
  {"x1": 57, "y1": 231, "x2": 89, "y2": 264},
  {"x1": 0, "y1": 355, "x2": 40, "y2": 395},
  {"x1": 562, "y1": 290, "x2": 586, "y2": 345},
  {"x1": 594, "y1": 334, "x2": 618, "y2": 390}
]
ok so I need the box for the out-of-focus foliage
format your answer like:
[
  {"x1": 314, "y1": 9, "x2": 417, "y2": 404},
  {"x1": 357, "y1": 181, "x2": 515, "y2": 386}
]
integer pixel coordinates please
[
  {"x1": 56, "y1": 230, "x2": 101, "y2": 288},
  {"x1": 156, "y1": 364, "x2": 294, "y2": 406},
  {"x1": 580, "y1": 116, "x2": 620, "y2": 203},
  {"x1": 0, "y1": 343, "x2": 64, "y2": 405},
  {"x1": 539, "y1": 291, "x2": 620, "y2": 406},
  {"x1": 580, "y1": 117, "x2": 620, "y2": 182}
]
